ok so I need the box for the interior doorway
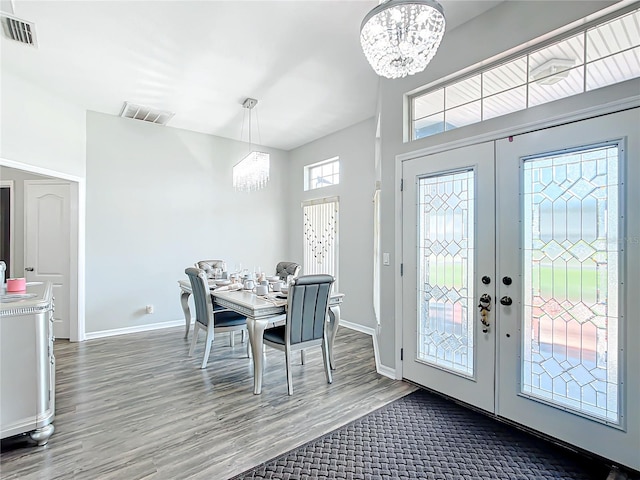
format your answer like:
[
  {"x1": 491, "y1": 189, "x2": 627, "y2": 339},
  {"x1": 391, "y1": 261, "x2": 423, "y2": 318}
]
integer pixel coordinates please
[
  {"x1": 0, "y1": 181, "x2": 14, "y2": 278},
  {"x1": 0, "y1": 161, "x2": 82, "y2": 341}
]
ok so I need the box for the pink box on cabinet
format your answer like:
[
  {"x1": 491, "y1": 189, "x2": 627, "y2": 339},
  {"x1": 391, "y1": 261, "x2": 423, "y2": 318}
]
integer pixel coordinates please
[{"x1": 7, "y1": 278, "x2": 26, "y2": 292}]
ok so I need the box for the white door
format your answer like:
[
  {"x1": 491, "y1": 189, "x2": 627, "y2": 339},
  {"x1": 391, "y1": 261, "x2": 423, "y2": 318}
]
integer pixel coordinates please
[
  {"x1": 402, "y1": 109, "x2": 639, "y2": 471},
  {"x1": 402, "y1": 141, "x2": 496, "y2": 413},
  {"x1": 495, "y1": 109, "x2": 639, "y2": 470},
  {"x1": 25, "y1": 181, "x2": 71, "y2": 339}
]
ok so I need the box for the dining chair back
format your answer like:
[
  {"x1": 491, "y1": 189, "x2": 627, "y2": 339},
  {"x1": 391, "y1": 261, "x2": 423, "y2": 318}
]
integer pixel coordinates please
[
  {"x1": 185, "y1": 267, "x2": 248, "y2": 369},
  {"x1": 195, "y1": 259, "x2": 226, "y2": 277},
  {"x1": 275, "y1": 261, "x2": 301, "y2": 281},
  {"x1": 263, "y1": 274, "x2": 335, "y2": 395}
]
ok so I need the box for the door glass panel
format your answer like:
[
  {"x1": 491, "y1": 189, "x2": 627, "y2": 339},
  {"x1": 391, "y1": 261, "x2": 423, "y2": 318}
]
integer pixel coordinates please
[
  {"x1": 522, "y1": 144, "x2": 620, "y2": 423},
  {"x1": 418, "y1": 170, "x2": 475, "y2": 377}
]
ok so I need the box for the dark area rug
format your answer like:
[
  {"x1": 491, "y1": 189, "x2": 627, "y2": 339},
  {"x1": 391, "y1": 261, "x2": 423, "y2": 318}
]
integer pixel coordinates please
[{"x1": 230, "y1": 388, "x2": 624, "y2": 480}]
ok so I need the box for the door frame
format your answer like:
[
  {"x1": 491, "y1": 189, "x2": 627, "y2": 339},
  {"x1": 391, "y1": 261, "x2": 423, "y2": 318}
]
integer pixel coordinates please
[
  {"x1": 394, "y1": 96, "x2": 640, "y2": 382},
  {"x1": 0, "y1": 157, "x2": 84, "y2": 342},
  {"x1": 0, "y1": 180, "x2": 15, "y2": 278}
]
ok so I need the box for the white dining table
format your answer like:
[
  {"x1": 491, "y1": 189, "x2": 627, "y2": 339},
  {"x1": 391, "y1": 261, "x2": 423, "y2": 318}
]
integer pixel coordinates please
[{"x1": 177, "y1": 280, "x2": 344, "y2": 394}]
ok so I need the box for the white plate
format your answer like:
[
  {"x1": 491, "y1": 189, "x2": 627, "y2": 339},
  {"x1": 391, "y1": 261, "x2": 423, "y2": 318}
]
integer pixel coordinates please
[
  {"x1": 215, "y1": 279, "x2": 231, "y2": 286},
  {"x1": 266, "y1": 276, "x2": 280, "y2": 282}
]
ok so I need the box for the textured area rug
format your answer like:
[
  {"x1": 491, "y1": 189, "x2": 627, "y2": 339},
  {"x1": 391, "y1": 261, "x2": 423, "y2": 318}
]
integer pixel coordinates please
[{"x1": 231, "y1": 388, "x2": 615, "y2": 480}]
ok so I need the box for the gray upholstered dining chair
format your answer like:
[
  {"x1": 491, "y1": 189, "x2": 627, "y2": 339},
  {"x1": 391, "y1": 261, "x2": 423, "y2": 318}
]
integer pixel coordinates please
[
  {"x1": 194, "y1": 259, "x2": 244, "y2": 345},
  {"x1": 262, "y1": 274, "x2": 335, "y2": 395},
  {"x1": 185, "y1": 267, "x2": 248, "y2": 369},
  {"x1": 275, "y1": 261, "x2": 301, "y2": 282},
  {"x1": 195, "y1": 259, "x2": 226, "y2": 277}
]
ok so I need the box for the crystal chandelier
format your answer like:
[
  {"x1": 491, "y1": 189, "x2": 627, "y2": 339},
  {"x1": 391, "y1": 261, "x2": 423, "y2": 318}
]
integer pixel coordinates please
[
  {"x1": 233, "y1": 98, "x2": 270, "y2": 192},
  {"x1": 360, "y1": 0, "x2": 446, "y2": 79}
]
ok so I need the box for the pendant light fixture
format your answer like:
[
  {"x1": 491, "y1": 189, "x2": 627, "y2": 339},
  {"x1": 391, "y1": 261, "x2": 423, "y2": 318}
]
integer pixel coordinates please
[
  {"x1": 232, "y1": 98, "x2": 269, "y2": 192},
  {"x1": 360, "y1": 0, "x2": 446, "y2": 79}
]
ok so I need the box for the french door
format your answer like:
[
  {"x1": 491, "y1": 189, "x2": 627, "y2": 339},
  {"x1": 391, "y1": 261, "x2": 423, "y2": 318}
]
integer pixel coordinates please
[
  {"x1": 402, "y1": 109, "x2": 639, "y2": 470},
  {"x1": 402, "y1": 141, "x2": 496, "y2": 412}
]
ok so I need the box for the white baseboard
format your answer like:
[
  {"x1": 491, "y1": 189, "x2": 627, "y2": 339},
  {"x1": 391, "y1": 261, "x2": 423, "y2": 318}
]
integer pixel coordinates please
[
  {"x1": 84, "y1": 319, "x2": 186, "y2": 340},
  {"x1": 339, "y1": 319, "x2": 396, "y2": 380},
  {"x1": 86, "y1": 318, "x2": 399, "y2": 379},
  {"x1": 339, "y1": 319, "x2": 375, "y2": 336}
]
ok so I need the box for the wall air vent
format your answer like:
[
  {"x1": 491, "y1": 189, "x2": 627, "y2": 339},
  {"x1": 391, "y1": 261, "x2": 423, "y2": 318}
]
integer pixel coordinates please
[
  {"x1": 119, "y1": 102, "x2": 175, "y2": 126},
  {"x1": 1, "y1": 13, "x2": 37, "y2": 47}
]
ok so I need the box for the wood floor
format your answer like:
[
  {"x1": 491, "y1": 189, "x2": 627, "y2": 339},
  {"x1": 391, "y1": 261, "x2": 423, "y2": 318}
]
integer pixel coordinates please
[{"x1": 0, "y1": 326, "x2": 415, "y2": 479}]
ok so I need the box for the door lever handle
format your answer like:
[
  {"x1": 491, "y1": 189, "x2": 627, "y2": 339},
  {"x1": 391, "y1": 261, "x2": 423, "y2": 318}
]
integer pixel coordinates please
[
  {"x1": 500, "y1": 296, "x2": 513, "y2": 306},
  {"x1": 25, "y1": 267, "x2": 34, "y2": 272}
]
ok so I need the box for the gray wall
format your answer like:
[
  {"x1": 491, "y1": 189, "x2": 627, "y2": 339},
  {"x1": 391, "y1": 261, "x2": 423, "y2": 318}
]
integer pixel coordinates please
[
  {"x1": 0, "y1": 167, "x2": 53, "y2": 278},
  {"x1": 85, "y1": 112, "x2": 290, "y2": 333},
  {"x1": 377, "y1": 1, "x2": 625, "y2": 369},
  {"x1": 0, "y1": 70, "x2": 86, "y2": 177},
  {"x1": 289, "y1": 118, "x2": 377, "y2": 328}
]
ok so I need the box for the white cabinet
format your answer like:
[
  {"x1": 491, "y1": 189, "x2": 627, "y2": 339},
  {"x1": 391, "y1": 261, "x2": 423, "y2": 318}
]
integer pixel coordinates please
[{"x1": 0, "y1": 281, "x2": 55, "y2": 445}]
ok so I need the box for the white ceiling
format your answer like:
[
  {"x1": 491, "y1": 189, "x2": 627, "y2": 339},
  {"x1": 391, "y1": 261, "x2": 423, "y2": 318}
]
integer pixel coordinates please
[{"x1": 1, "y1": 0, "x2": 502, "y2": 151}]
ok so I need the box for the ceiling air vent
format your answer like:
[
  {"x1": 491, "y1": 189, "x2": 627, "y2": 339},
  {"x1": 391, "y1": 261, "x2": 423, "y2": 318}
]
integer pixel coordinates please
[
  {"x1": 0, "y1": 12, "x2": 38, "y2": 48},
  {"x1": 1, "y1": 13, "x2": 37, "y2": 47},
  {"x1": 119, "y1": 102, "x2": 175, "y2": 126}
]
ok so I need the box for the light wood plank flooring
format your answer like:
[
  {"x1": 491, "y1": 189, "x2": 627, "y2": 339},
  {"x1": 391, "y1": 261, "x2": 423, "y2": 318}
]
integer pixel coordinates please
[{"x1": 0, "y1": 326, "x2": 415, "y2": 479}]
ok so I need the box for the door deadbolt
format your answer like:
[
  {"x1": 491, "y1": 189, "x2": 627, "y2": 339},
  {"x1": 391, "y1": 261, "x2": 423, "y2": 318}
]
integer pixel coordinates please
[
  {"x1": 482, "y1": 276, "x2": 491, "y2": 285},
  {"x1": 502, "y1": 276, "x2": 512, "y2": 285},
  {"x1": 500, "y1": 296, "x2": 513, "y2": 306}
]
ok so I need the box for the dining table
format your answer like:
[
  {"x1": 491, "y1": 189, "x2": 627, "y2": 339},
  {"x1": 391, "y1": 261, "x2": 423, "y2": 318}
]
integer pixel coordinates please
[{"x1": 177, "y1": 279, "x2": 344, "y2": 394}]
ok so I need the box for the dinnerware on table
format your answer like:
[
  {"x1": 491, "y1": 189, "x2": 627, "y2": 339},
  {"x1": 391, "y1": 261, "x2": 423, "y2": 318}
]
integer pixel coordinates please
[
  {"x1": 254, "y1": 284, "x2": 269, "y2": 296},
  {"x1": 243, "y1": 279, "x2": 255, "y2": 290},
  {"x1": 271, "y1": 280, "x2": 283, "y2": 292}
]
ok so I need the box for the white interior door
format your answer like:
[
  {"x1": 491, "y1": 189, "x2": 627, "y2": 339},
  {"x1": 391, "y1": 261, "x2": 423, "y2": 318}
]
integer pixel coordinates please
[
  {"x1": 25, "y1": 181, "x2": 71, "y2": 339},
  {"x1": 402, "y1": 142, "x2": 496, "y2": 413},
  {"x1": 495, "y1": 108, "x2": 640, "y2": 470}
]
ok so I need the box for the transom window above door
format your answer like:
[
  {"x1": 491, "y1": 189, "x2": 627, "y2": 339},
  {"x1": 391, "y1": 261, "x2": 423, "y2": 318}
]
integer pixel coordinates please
[
  {"x1": 409, "y1": 7, "x2": 640, "y2": 140},
  {"x1": 304, "y1": 157, "x2": 340, "y2": 191}
]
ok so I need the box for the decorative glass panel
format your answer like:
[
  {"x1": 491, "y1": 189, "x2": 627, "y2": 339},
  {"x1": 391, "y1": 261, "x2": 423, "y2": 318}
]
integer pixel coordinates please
[
  {"x1": 418, "y1": 170, "x2": 475, "y2": 376},
  {"x1": 522, "y1": 144, "x2": 620, "y2": 423},
  {"x1": 303, "y1": 199, "x2": 339, "y2": 285}
]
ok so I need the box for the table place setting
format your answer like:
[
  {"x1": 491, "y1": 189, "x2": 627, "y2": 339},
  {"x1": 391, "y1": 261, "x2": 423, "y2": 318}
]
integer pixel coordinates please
[
  {"x1": 212, "y1": 282, "x2": 244, "y2": 292},
  {"x1": 178, "y1": 268, "x2": 345, "y2": 394},
  {"x1": 258, "y1": 293, "x2": 287, "y2": 306}
]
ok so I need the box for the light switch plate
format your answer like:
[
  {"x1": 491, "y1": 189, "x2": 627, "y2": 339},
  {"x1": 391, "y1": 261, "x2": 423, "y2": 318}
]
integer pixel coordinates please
[{"x1": 383, "y1": 252, "x2": 390, "y2": 266}]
